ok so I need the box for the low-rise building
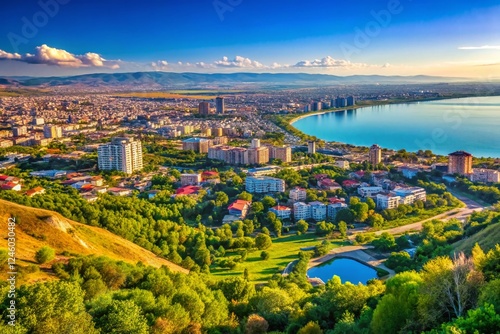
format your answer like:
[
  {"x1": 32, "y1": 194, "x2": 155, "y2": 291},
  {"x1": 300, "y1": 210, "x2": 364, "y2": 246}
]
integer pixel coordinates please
[
  {"x1": 358, "y1": 186, "x2": 383, "y2": 198},
  {"x1": 376, "y1": 193, "x2": 401, "y2": 209},
  {"x1": 327, "y1": 202, "x2": 348, "y2": 219},
  {"x1": 335, "y1": 160, "x2": 350, "y2": 169},
  {"x1": 289, "y1": 187, "x2": 307, "y2": 202},
  {"x1": 245, "y1": 176, "x2": 285, "y2": 193},
  {"x1": 180, "y1": 173, "x2": 202, "y2": 186},
  {"x1": 270, "y1": 205, "x2": 292, "y2": 220},
  {"x1": 471, "y1": 169, "x2": 500, "y2": 183},
  {"x1": 310, "y1": 201, "x2": 327, "y2": 221},
  {"x1": 228, "y1": 199, "x2": 251, "y2": 218}
]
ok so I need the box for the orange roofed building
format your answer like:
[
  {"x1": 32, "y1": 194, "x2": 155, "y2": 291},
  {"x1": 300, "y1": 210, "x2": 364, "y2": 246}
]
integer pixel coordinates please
[{"x1": 228, "y1": 199, "x2": 251, "y2": 218}]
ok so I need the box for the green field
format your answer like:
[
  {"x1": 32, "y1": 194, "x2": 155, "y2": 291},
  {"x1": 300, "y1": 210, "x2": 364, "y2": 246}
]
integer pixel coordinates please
[{"x1": 210, "y1": 233, "x2": 347, "y2": 282}]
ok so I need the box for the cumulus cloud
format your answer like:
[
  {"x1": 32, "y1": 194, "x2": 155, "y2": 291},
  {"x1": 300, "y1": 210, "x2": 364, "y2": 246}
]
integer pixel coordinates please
[
  {"x1": 458, "y1": 45, "x2": 500, "y2": 50},
  {"x1": 213, "y1": 56, "x2": 265, "y2": 68},
  {"x1": 151, "y1": 60, "x2": 169, "y2": 71},
  {"x1": 0, "y1": 44, "x2": 120, "y2": 69},
  {"x1": 293, "y1": 56, "x2": 370, "y2": 68}
]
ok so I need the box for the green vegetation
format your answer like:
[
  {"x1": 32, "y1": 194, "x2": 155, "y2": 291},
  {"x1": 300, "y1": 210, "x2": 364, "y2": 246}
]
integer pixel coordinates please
[{"x1": 35, "y1": 246, "x2": 55, "y2": 264}]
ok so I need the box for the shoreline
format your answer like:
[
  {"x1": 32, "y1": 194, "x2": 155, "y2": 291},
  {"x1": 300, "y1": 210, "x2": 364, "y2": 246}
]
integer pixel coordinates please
[{"x1": 285, "y1": 95, "x2": 500, "y2": 158}]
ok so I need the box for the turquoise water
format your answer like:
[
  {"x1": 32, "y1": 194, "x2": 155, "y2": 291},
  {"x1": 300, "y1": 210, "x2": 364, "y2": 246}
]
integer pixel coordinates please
[
  {"x1": 307, "y1": 258, "x2": 378, "y2": 284},
  {"x1": 293, "y1": 96, "x2": 500, "y2": 158}
]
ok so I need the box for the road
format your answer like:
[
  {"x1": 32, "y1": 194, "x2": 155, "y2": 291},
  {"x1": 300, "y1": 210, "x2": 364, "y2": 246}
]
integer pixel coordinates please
[{"x1": 348, "y1": 191, "x2": 486, "y2": 239}]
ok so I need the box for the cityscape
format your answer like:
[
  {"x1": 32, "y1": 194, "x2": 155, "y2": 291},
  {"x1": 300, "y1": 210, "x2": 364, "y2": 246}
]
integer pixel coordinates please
[{"x1": 1, "y1": 1, "x2": 500, "y2": 334}]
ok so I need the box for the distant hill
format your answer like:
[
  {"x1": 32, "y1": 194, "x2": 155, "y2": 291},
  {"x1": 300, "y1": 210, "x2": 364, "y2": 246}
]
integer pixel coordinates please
[
  {"x1": 0, "y1": 199, "x2": 188, "y2": 275},
  {"x1": 453, "y1": 223, "x2": 500, "y2": 255},
  {"x1": 0, "y1": 72, "x2": 470, "y2": 90}
]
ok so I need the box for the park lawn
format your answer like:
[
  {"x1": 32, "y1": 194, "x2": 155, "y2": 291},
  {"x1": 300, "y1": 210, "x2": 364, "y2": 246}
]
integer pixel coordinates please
[
  {"x1": 210, "y1": 233, "x2": 346, "y2": 282},
  {"x1": 379, "y1": 205, "x2": 462, "y2": 230}
]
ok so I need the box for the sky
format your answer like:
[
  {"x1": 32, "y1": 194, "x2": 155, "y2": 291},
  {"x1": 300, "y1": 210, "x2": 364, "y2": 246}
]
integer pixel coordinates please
[{"x1": 0, "y1": 0, "x2": 499, "y2": 78}]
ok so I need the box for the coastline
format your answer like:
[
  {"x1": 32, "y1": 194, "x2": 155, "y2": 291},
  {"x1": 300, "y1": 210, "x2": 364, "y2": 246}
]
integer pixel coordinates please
[{"x1": 283, "y1": 95, "x2": 500, "y2": 158}]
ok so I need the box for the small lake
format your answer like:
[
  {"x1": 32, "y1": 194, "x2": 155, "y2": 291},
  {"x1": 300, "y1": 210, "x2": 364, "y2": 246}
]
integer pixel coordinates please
[{"x1": 307, "y1": 258, "x2": 378, "y2": 284}]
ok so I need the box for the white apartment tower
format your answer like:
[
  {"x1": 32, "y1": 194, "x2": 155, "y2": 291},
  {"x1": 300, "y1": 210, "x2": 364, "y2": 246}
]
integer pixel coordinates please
[{"x1": 98, "y1": 137, "x2": 143, "y2": 174}]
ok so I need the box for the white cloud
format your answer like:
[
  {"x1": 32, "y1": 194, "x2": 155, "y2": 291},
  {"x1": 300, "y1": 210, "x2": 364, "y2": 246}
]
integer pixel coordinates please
[
  {"x1": 458, "y1": 45, "x2": 500, "y2": 50},
  {"x1": 293, "y1": 56, "x2": 370, "y2": 68},
  {"x1": 213, "y1": 55, "x2": 265, "y2": 68},
  {"x1": 151, "y1": 60, "x2": 169, "y2": 71},
  {"x1": 0, "y1": 44, "x2": 120, "y2": 69}
]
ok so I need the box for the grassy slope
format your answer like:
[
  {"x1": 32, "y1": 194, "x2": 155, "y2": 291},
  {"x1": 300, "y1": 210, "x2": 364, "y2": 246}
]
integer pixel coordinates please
[
  {"x1": 210, "y1": 233, "x2": 346, "y2": 282},
  {"x1": 453, "y1": 223, "x2": 500, "y2": 255},
  {"x1": 0, "y1": 199, "x2": 188, "y2": 282}
]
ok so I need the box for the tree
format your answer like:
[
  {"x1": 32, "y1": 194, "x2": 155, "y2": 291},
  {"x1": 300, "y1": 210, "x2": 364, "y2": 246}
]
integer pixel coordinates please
[
  {"x1": 338, "y1": 221, "x2": 347, "y2": 239},
  {"x1": 260, "y1": 251, "x2": 270, "y2": 260},
  {"x1": 98, "y1": 300, "x2": 149, "y2": 334},
  {"x1": 215, "y1": 191, "x2": 229, "y2": 207},
  {"x1": 367, "y1": 213, "x2": 385, "y2": 229},
  {"x1": 35, "y1": 246, "x2": 55, "y2": 264},
  {"x1": 255, "y1": 233, "x2": 272, "y2": 250},
  {"x1": 238, "y1": 191, "x2": 253, "y2": 201},
  {"x1": 251, "y1": 202, "x2": 264, "y2": 214},
  {"x1": 418, "y1": 254, "x2": 484, "y2": 329},
  {"x1": 296, "y1": 219, "x2": 309, "y2": 234},
  {"x1": 298, "y1": 321, "x2": 323, "y2": 334},
  {"x1": 351, "y1": 202, "x2": 369, "y2": 222},
  {"x1": 246, "y1": 314, "x2": 269, "y2": 334},
  {"x1": 261, "y1": 196, "x2": 277, "y2": 210},
  {"x1": 372, "y1": 232, "x2": 396, "y2": 252},
  {"x1": 335, "y1": 209, "x2": 354, "y2": 224},
  {"x1": 366, "y1": 197, "x2": 376, "y2": 210},
  {"x1": 271, "y1": 219, "x2": 283, "y2": 237}
]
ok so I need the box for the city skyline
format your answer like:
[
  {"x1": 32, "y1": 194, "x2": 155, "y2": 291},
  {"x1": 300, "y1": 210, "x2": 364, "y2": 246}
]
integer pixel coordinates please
[{"x1": 0, "y1": 0, "x2": 499, "y2": 78}]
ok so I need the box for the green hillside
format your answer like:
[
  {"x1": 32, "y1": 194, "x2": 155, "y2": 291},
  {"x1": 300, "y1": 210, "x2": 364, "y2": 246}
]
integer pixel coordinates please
[
  {"x1": 453, "y1": 222, "x2": 500, "y2": 255},
  {"x1": 0, "y1": 199, "x2": 188, "y2": 283}
]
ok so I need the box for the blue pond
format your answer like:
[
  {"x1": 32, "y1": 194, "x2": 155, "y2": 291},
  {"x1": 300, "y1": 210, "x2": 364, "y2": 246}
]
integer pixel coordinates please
[{"x1": 307, "y1": 258, "x2": 378, "y2": 284}]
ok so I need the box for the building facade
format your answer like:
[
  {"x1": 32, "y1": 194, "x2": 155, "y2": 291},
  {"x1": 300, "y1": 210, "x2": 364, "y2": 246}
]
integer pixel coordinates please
[
  {"x1": 245, "y1": 176, "x2": 285, "y2": 193},
  {"x1": 369, "y1": 144, "x2": 382, "y2": 165},
  {"x1": 98, "y1": 137, "x2": 143, "y2": 174},
  {"x1": 448, "y1": 151, "x2": 473, "y2": 175}
]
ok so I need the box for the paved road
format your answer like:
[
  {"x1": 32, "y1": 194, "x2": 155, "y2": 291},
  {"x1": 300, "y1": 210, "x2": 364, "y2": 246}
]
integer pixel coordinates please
[{"x1": 348, "y1": 191, "x2": 486, "y2": 239}]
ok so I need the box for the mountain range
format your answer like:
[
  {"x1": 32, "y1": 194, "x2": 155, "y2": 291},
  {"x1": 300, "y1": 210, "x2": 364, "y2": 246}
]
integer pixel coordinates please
[{"x1": 0, "y1": 72, "x2": 473, "y2": 90}]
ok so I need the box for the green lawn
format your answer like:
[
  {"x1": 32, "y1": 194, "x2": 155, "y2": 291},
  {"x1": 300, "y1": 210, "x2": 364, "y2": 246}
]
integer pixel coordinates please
[{"x1": 210, "y1": 233, "x2": 346, "y2": 282}]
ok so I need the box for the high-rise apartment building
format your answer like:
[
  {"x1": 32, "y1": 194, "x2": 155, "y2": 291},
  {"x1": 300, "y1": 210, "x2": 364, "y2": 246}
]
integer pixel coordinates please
[
  {"x1": 182, "y1": 138, "x2": 211, "y2": 153},
  {"x1": 308, "y1": 141, "x2": 316, "y2": 154},
  {"x1": 198, "y1": 102, "x2": 211, "y2": 115},
  {"x1": 12, "y1": 126, "x2": 28, "y2": 137},
  {"x1": 270, "y1": 145, "x2": 292, "y2": 163},
  {"x1": 215, "y1": 97, "x2": 225, "y2": 114},
  {"x1": 448, "y1": 151, "x2": 473, "y2": 175},
  {"x1": 98, "y1": 137, "x2": 143, "y2": 174},
  {"x1": 369, "y1": 144, "x2": 382, "y2": 165}
]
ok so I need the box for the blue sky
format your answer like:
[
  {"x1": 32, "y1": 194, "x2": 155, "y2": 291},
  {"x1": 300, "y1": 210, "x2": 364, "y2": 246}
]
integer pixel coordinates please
[{"x1": 0, "y1": 0, "x2": 499, "y2": 77}]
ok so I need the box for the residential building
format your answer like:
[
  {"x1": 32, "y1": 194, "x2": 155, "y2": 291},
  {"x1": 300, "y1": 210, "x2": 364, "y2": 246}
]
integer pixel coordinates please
[
  {"x1": 310, "y1": 201, "x2": 327, "y2": 221},
  {"x1": 308, "y1": 141, "x2": 316, "y2": 154},
  {"x1": 175, "y1": 185, "x2": 201, "y2": 196},
  {"x1": 471, "y1": 169, "x2": 500, "y2": 183},
  {"x1": 228, "y1": 199, "x2": 251, "y2": 218},
  {"x1": 327, "y1": 202, "x2": 348, "y2": 219},
  {"x1": 108, "y1": 187, "x2": 133, "y2": 196},
  {"x1": 335, "y1": 160, "x2": 350, "y2": 169},
  {"x1": 347, "y1": 96, "x2": 356, "y2": 106},
  {"x1": 215, "y1": 97, "x2": 225, "y2": 114},
  {"x1": 270, "y1": 145, "x2": 292, "y2": 163},
  {"x1": 180, "y1": 173, "x2": 202, "y2": 186},
  {"x1": 245, "y1": 176, "x2": 285, "y2": 193},
  {"x1": 12, "y1": 126, "x2": 27, "y2": 137},
  {"x1": 212, "y1": 127, "x2": 223, "y2": 137},
  {"x1": 182, "y1": 138, "x2": 210, "y2": 153},
  {"x1": 293, "y1": 202, "x2": 311, "y2": 220},
  {"x1": 289, "y1": 187, "x2": 307, "y2": 202},
  {"x1": 247, "y1": 146, "x2": 269, "y2": 165},
  {"x1": 33, "y1": 117, "x2": 44, "y2": 125},
  {"x1": 393, "y1": 187, "x2": 427, "y2": 204},
  {"x1": 43, "y1": 125, "x2": 63, "y2": 139},
  {"x1": 448, "y1": 151, "x2": 473, "y2": 175},
  {"x1": 358, "y1": 186, "x2": 383, "y2": 198},
  {"x1": 369, "y1": 144, "x2": 382, "y2": 165},
  {"x1": 376, "y1": 193, "x2": 401, "y2": 209},
  {"x1": 198, "y1": 101, "x2": 211, "y2": 115},
  {"x1": 247, "y1": 166, "x2": 281, "y2": 176},
  {"x1": 270, "y1": 205, "x2": 292, "y2": 220},
  {"x1": 98, "y1": 137, "x2": 143, "y2": 174}
]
